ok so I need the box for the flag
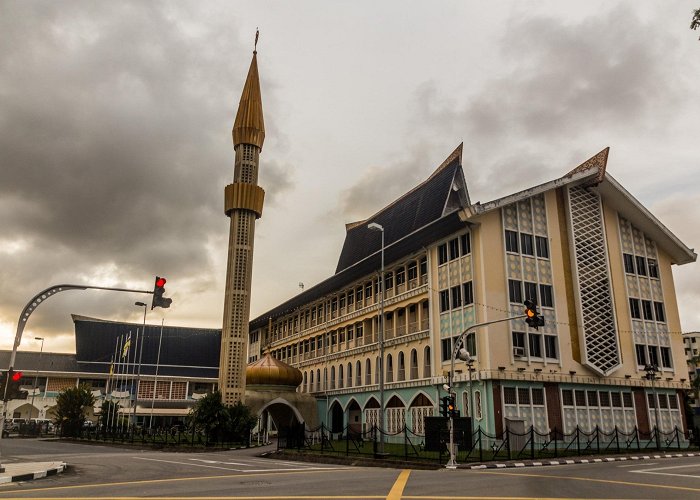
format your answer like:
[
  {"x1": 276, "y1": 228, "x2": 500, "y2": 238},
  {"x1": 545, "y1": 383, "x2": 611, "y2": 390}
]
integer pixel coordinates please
[
  {"x1": 122, "y1": 336, "x2": 131, "y2": 358},
  {"x1": 109, "y1": 363, "x2": 114, "y2": 376}
]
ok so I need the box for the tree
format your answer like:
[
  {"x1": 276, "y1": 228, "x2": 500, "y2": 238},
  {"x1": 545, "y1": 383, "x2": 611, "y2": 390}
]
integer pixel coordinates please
[
  {"x1": 227, "y1": 401, "x2": 258, "y2": 443},
  {"x1": 692, "y1": 8, "x2": 700, "y2": 39},
  {"x1": 53, "y1": 384, "x2": 95, "y2": 437},
  {"x1": 187, "y1": 391, "x2": 231, "y2": 443},
  {"x1": 97, "y1": 399, "x2": 120, "y2": 430}
]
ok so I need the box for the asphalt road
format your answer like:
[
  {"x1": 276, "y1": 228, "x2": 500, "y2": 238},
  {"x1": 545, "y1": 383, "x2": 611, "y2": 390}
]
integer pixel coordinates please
[{"x1": 0, "y1": 438, "x2": 699, "y2": 499}]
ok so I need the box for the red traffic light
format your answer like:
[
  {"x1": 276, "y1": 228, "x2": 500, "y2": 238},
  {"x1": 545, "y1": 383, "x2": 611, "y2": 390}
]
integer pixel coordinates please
[
  {"x1": 11, "y1": 370, "x2": 22, "y2": 382},
  {"x1": 526, "y1": 309, "x2": 535, "y2": 318},
  {"x1": 156, "y1": 277, "x2": 166, "y2": 288}
]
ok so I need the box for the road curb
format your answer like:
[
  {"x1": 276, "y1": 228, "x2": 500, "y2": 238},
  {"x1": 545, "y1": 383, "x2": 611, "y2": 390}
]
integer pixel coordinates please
[
  {"x1": 463, "y1": 452, "x2": 700, "y2": 469},
  {"x1": 0, "y1": 462, "x2": 68, "y2": 484}
]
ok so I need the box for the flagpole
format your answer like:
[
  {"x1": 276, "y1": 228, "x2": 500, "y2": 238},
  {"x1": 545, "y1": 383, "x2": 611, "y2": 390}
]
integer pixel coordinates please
[
  {"x1": 130, "y1": 328, "x2": 140, "y2": 432},
  {"x1": 149, "y1": 319, "x2": 164, "y2": 430},
  {"x1": 107, "y1": 334, "x2": 119, "y2": 431},
  {"x1": 115, "y1": 334, "x2": 124, "y2": 433},
  {"x1": 121, "y1": 333, "x2": 131, "y2": 434}
]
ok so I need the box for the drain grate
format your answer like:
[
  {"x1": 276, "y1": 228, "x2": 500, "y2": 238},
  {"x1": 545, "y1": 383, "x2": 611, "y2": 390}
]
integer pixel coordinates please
[{"x1": 240, "y1": 480, "x2": 271, "y2": 487}]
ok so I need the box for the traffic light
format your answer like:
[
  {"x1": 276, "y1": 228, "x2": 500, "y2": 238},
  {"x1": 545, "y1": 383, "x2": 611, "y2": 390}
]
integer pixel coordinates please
[
  {"x1": 2, "y1": 369, "x2": 27, "y2": 401},
  {"x1": 447, "y1": 395, "x2": 457, "y2": 417},
  {"x1": 524, "y1": 299, "x2": 544, "y2": 330},
  {"x1": 440, "y1": 396, "x2": 449, "y2": 417},
  {"x1": 151, "y1": 276, "x2": 173, "y2": 310}
]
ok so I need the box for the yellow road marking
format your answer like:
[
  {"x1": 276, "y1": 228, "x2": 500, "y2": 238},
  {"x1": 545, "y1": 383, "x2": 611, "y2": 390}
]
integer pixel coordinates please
[
  {"x1": 477, "y1": 470, "x2": 700, "y2": 493},
  {"x1": 0, "y1": 468, "x2": 359, "y2": 496},
  {"x1": 387, "y1": 469, "x2": 411, "y2": 500}
]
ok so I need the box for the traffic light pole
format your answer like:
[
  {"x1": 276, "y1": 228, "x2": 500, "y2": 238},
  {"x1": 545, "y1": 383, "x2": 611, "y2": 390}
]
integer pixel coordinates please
[
  {"x1": 446, "y1": 313, "x2": 527, "y2": 469},
  {"x1": 0, "y1": 283, "x2": 154, "y2": 469}
]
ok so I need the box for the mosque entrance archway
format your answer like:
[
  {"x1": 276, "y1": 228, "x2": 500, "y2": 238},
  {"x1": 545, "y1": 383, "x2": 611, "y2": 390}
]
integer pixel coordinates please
[
  {"x1": 258, "y1": 398, "x2": 305, "y2": 448},
  {"x1": 329, "y1": 401, "x2": 344, "y2": 433}
]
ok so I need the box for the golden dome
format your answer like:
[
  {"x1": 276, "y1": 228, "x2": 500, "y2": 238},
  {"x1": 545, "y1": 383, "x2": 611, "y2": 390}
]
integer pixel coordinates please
[{"x1": 246, "y1": 353, "x2": 302, "y2": 387}]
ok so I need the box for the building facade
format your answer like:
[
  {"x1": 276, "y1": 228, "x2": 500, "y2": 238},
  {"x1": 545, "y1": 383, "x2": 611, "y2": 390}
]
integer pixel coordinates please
[
  {"x1": 1, "y1": 315, "x2": 218, "y2": 426},
  {"x1": 248, "y1": 145, "x2": 696, "y2": 439}
]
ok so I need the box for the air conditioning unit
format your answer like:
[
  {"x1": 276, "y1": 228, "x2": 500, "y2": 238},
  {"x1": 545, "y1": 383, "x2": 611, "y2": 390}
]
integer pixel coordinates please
[{"x1": 513, "y1": 346, "x2": 526, "y2": 358}]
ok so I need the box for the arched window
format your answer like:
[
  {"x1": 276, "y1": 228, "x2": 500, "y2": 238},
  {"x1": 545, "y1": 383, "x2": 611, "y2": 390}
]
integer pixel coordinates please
[
  {"x1": 317, "y1": 369, "x2": 321, "y2": 391},
  {"x1": 330, "y1": 366, "x2": 336, "y2": 390},
  {"x1": 356, "y1": 360, "x2": 362, "y2": 386},
  {"x1": 324, "y1": 367, "x2": 328, "y2": 391},
  {"x1": 303, "y1": 371, "x2": 308, "y2": 392},
  {"x1": 309, "y1": 370, "x2": 314, "y2": 392},
  {"x1": 386, "y1": 354, "x2": 394, "y2": 383},
  {"x1": 338, "y1": 364, "x2": 344, "y2": 389},
  {"x1": 398, "y1": 352, "x2": 405, "y2": 381},
  {"x1": 347, "y1": 362, "x2": 352, "y2": 388},
  {"x1": 423, "y1": 346, "x2": 431, "y2": 378},
  {"x1": 410, "y1": 349, "x2": 418, "y2": 379},
  {"x1": 365, "y1": 358, "x2": 372, "y2": 385},
  {"x1": 375, "y1": 356, "x2": 380, "y2": 384}
]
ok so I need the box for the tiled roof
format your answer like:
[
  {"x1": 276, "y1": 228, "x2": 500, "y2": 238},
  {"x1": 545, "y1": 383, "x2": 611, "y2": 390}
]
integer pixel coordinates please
[{"x1": 335, "y1": 144, "x2": 467, "y2": 273}]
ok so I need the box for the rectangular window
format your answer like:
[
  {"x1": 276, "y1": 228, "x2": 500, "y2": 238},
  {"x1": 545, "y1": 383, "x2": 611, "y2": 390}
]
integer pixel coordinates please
[
  {"x1": 520, "y1": 233, "x2": 534, "y2": 255},
  {"x1": 648, "y1": 258, "x2": 659, "y2": 278},
  {"x1": 438, "y1": 244, "x2": 448, "y2": 265},
  {"x1": 611, "y1": 392, "x2": 622, "y2": 408},
  {"x1": 339, "y1": 330, "x2": 345, "y2": 344},
  {"x1": 623, "y1": 393, "x2": 633, "y2": 408},
  {"x1": 528, "y1": 333, "x2": 542, "y2": 358},
  {"x1": 600, "y1": 392, "x2": 610, "y2": 407},
  {"x1": 451, "y1": 285, "x2": 462, "y2": 308},
  {"x1": 660, "y1": 346, "x2": 672, "y2": 368},
  {"x1": 449, "y1": 238, "x2": 460, "y2": 260},
  {"x1": 441, "y1": 338, "x2": 452, "y2": 361},
  {"x1": 539, "y1": 284, "x2": 553, "y2": 307},
  {"x1": 535, "y1": 236, "x2": 549, "y2": 258},
  {"x1": 524, "y1": 282, "x2": 538, "y2": 304},
  {"x1": 654, "y1": 302, "x2": 666, "y2": 322},
  {"x1": 641, "y1": 300, "x2": 653, "y2": 320},
  {"x1": 347, "y1": 292, "x2": 354, "y2": 306},
  {"x1": 575, "y1": 390, "x2": 586, "y2": 407},
  {"x1": 508, "y1": 280, "x2": 523, "y2": 303},
  {"x1": 562, "y1": 389, "x2": 574, "y2": 406},
  {"x1": 512, "y1": 331, "x2": 525, "y2": 349},
  {"x1": 365, "y1": 282, "x2": 373, "y2": 298},
  {"x1": 504, "y1": 387, "x2": 517, "y2": 405},
  {"x1": 439, "y1": 290, "x2": 450, "y2": 313},
  {"x1": 623, "y1": 253, "x2": 635, "y2": 274},
  {"x1": 518, "y1": 388, "x2": 530, "y2": 404},
  {"x1": 635, "y1": 344, "x2": 647, "y2": 365},
  {"x1": 356, "y1": 287, "x2": 363, "y2": 303},
  {"x1": 395, "y1": 269, "x2": 405, "y2": 286},
  {"x1": 347, "y1": 326, "x2": 353, "y2": 341},
  {"x1": 505, "y1": 230, "x2": 519, "y2": 253},
  {"x1": 532, "y1": 388, "x2": 544, "y2": 405},
  {"x1": 587, "y1": 391, "x2": 599, "y2": 406},
  {"x1": 462, "y1": 281, "x2": 474, "y2": 305},
  {"x1": 460, "y1": 233, "x2": 471, "y2": 255},
  {"x1": 408, "y1": 262, "x2": 417, "y2": 281},
  {"x1": 629, "y1": 298, "x2": 641, "y2": 319},
  {"x1": 385, "y1": 272, "x2": 393, "y2": 291},
  {"x1": 648, "y1": 345, "x2": 659, "y2": 366},
  {"x1": 419, "y1": 257, "x2": 427, "y2": 277},
  {"x1": 635, "y1": 255, "x2": 647, "y2": 276},
  {"x1": 544, "y1": 335, "x2": 557, "y2": 359}
]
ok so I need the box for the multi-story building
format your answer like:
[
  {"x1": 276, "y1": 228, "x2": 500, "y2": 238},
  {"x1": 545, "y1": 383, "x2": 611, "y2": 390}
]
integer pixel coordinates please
[
  {"x1": 1, "y1": 315, "x2": 219, "y2": 426},
  {"x1": 248, "y1": 144, "x2": 696, "y2": 438},
  {"x1": 683, "y1": 331, "x2": 700, "y2": 422}
]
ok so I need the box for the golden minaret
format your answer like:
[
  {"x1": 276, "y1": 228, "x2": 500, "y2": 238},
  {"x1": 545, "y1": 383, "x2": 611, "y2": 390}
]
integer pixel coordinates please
[{"x1": 219, "y1": 39, "x2": 265, "y2": 405}]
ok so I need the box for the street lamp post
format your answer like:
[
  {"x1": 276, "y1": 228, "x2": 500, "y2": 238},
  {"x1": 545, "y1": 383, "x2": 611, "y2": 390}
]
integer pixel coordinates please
[
  {"x1": 644, "y1": 363, "x2": 661, "y2": 449},
  {"x1": 30, "y1": 337, "x2": 44, "y2": 420},
  {"x1": 367, "y1": 222, "x2": 386, "y2": 455},
  {"x1": 132, "y1": 302, "x2": 147, "y2": 435}
]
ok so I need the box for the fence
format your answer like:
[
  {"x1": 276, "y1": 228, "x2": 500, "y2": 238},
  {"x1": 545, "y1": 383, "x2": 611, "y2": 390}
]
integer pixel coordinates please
[
  {"x1": 278, "y1": 422, "x2": 700, "y2": 465},
  {"x1": 59, "y1": 425, "x2": 258, "y2": 450}
]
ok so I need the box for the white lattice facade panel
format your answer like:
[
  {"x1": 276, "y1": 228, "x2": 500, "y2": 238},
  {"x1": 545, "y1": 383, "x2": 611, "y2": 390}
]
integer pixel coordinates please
[
  {"x1": 561, "y1": 388, "x2": 636, "y2": 433},
  {"x1": 567, "y1": 186, "x2": 620, "y2": 376},
  {"x1": 410, "y1": 406, "x2": 433, "y2": 435}
]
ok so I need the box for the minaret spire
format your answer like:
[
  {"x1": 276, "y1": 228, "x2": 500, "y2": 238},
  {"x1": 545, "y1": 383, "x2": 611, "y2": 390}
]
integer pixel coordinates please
[{"x1": 219, "y1": 41, "x2": 266, "y2": 406}]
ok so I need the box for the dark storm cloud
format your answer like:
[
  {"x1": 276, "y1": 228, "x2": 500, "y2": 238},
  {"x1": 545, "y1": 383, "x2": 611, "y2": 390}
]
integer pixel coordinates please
[
  {"x1": 406, "y1": 6, "x2": 683, "y2": 200},
  {"x1": 0, "y1": 1, "x2": 291, "y2": 340},
  {"x1": 337, "y1": 144, "x2": 435, "y2": 222}
]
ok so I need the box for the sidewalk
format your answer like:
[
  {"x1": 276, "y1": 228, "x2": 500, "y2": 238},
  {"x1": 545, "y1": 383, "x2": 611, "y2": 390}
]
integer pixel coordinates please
[{"x1": 0, "y1": 461, "x2": 67, "y2": 483}]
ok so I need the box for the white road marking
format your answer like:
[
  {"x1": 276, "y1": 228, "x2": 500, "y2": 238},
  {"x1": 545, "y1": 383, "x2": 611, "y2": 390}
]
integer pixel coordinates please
[
  {"x1": 133, "y1": 456, "x2": 348, "y2": 473},
  {"x1": 631, "y1": 462, "x2": 700, "y2": 479},
  {"x1": 617, "y1": 462, "x2": 658, "y2": 467}
]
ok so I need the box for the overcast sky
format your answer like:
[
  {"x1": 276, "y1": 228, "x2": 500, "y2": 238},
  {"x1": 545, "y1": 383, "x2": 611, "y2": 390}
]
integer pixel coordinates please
[{"x1": 1, "y1": 1, "x2": 699, "y2": 354}]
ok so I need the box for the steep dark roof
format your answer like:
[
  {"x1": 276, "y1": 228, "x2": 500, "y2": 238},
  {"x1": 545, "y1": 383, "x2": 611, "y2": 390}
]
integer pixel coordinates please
[
  {"x1": 335, "y1": 145, "x2": 467, "y2": 273},
  {"x1": 249, "y1": 145, "x2": 471, "y2": 330},
  {"x1": 72, "y1": 315, "x2": 221, "y2": 378}
]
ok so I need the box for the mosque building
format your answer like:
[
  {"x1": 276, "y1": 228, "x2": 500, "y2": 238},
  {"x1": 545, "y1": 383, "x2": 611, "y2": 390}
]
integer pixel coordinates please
[{"x1": 247, "y1": 144, "x2": 696, "y2": 438}]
